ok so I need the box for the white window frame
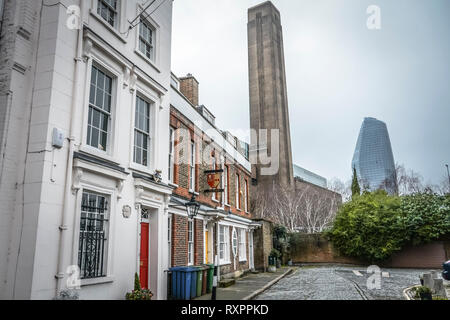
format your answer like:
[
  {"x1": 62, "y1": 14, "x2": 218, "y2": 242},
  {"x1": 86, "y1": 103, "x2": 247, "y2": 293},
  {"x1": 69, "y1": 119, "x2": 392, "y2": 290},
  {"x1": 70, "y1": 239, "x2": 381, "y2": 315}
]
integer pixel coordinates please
[
  {"x1": 81, "y1": 59, "x2": 120, "y2": 161},
  {"x1": 96, "y1": 0, "x2": 120, "y2": 29},
  {"x1": 239, "y1": 229, "x2": 247, "y2": 262},
  {"x1": 133, "y1": 95, "x2": 152, "y2": 168},
  {"x1": 189, "y1": 142, "x2": 196, "y2": 192},
  {"x1": 134, "y1": 4, "x2": 161, "y2": 70},
  {"x1": 219, "y1": 225, "x2": 230, "y2": 265},
  {"x1": 138, "y1": 18, "x2": 155, "y2": 62},
  {"x1": 188, "y1": 219, "x2": 194, "y2": 266},
  {"x1": 232, "y1": 228, "x2": 238, "y2": 258},
  {"x1": 168, "y1": 127, "x2": 175, "y2": 183}
]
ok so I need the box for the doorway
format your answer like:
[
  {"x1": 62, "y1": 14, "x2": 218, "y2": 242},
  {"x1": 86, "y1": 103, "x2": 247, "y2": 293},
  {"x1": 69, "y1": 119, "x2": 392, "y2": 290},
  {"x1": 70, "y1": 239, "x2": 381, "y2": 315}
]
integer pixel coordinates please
[{"x1": 140, "y1": 209, "x2": 150, "y2": 289}]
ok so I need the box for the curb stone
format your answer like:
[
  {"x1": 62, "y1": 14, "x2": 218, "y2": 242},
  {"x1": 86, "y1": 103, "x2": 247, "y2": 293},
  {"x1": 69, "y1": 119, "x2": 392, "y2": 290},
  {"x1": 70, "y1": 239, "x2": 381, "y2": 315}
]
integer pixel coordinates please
[{"x1": 243, "y1": 268, "x2": 294, "y2": 300}]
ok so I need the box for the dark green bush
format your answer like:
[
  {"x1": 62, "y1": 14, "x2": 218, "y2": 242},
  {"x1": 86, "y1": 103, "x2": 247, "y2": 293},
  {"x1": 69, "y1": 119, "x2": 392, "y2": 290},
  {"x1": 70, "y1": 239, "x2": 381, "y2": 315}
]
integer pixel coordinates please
[{"x1": 327, "y1": 191, "x2": 450, "y2": 262}]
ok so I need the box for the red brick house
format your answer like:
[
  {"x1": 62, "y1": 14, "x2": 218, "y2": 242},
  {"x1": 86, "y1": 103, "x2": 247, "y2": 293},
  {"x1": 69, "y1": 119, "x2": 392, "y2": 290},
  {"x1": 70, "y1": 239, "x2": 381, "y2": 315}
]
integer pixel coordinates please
[{"x1": 168, "y1": 73, "x2": 258, "y2": 279}]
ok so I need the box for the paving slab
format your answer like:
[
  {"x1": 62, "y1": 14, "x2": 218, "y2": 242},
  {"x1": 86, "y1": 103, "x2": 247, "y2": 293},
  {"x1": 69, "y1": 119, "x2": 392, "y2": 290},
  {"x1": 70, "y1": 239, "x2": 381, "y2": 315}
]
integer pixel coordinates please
[{"x1": 195, "y1": 268, "x2": 293, "y2": 300}]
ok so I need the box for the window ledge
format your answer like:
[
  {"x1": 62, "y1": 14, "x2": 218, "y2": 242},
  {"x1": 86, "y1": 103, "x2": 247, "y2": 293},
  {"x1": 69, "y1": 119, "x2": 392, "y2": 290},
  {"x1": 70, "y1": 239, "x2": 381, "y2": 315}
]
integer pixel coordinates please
[
  {"x1": 81, "y1": 276, "x2": 115, "y2": 287},
  {"x1": 219, "y1": 261, "x2": 231, "y2": 266},
  {"x1": 129, "y1": 163, "x2": 153, "y2": 175},
  {"x1": 168, "y1": 182, "x2": 179, "y2": 189},
  {"x1": 135, "y1": 49, "x2": 161, "y2": 73},
  {"x1": 211, "y1": 198, "x2": 220, "y2": 204},
  {"x1": 78, "y1": 145, "x2": 121, "y2": 166},
  {"x1": 90, "y1": 10, "x2": 127, "y2": 44},
  {"x1": 239, "y1": 259, "x2": 247, "y2": 263}
]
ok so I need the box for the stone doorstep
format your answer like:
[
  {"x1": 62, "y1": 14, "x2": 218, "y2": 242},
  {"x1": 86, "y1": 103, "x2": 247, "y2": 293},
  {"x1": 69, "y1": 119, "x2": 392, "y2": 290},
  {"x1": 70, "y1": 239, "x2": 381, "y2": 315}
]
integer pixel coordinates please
[{"x1": 219, "y1": 278, "x2": 236, "y2": 288}]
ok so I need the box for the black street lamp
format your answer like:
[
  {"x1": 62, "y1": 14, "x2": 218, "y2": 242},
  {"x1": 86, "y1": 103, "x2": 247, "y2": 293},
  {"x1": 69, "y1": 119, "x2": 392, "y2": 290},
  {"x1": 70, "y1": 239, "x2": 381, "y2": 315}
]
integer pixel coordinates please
[{"x1": 185, "y1": 194, "x2": 200, "y2": 219}]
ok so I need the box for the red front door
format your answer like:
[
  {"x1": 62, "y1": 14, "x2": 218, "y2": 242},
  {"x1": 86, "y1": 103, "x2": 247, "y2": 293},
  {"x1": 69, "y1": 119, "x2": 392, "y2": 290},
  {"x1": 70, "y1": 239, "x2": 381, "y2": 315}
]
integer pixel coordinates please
[{"x1": 140, "y1": 223, "x2": 149, "y2": 289}]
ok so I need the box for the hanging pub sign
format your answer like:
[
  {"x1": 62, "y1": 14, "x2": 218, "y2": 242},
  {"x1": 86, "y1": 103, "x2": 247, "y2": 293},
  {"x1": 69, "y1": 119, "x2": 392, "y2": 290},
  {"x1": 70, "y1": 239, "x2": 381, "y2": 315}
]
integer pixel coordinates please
[{"x1": 204, "y1": 169, "x2": 224, "y2": 193}]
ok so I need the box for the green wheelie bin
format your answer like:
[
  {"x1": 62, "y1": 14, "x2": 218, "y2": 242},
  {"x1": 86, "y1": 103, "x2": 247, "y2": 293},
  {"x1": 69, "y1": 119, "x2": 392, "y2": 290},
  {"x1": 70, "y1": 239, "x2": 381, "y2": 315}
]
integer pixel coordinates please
[{"x1": 206, "y1": 264, "x2": 214, "y2": 293}]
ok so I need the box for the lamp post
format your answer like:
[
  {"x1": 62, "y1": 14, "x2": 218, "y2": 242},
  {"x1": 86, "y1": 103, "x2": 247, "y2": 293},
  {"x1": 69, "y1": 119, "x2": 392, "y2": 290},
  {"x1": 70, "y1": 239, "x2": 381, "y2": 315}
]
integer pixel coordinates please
[{"x1": 185, "y1": 194, "x2": 200, "y2": 220}]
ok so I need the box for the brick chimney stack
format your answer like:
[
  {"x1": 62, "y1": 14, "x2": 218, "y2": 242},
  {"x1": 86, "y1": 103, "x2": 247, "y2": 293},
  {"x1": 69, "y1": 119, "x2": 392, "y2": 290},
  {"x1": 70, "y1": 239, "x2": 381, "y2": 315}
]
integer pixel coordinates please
[{"x1": 179, "y1": 73, "x2": 199, "y2": 106}]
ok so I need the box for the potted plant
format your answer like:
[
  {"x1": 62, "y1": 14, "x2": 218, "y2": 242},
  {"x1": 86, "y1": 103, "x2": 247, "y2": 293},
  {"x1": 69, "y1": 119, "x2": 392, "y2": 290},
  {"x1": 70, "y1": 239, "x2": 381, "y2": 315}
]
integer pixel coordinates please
[
  {"x1": 125, "y1": 273, "x2": 153, "y2": 300},
  {"x1": 415, "y1": 286, "x2": 432, "y2": 301}
]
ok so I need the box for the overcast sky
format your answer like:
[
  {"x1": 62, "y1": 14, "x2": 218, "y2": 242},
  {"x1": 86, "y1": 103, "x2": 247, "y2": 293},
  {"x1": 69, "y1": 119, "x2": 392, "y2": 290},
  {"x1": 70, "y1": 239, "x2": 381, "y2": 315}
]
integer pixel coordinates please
[{"x1": 171, "y1": 0, "x2": 450, "y2": 185}]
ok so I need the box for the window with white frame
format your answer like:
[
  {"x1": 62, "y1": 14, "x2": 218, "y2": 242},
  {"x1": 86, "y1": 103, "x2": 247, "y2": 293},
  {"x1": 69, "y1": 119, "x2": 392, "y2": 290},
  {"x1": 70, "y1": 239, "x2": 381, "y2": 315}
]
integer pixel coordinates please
[
  {"x1": 244, "y1": 179, "x2": 249, "y2": 212},
  {"x1": 78, "y1": 191, "x2": 109, "y2": 279},
  {"x1": 87, "y1": 66, "x2": 113, "y2": 152},
  {"x1": 188, "y1": 220, "x2": 194, "y2": 265},
  {"x1": 139, "y1": 19, "x2": 155, "y2": 61},
  {"x1": 212, "y1": 154, "x2": 217, "y2": 201},
  {"x1": 239, "y1": 229, "x2": 247, "y2": 261},
  {"x1": 189, "y1": 142, "x2": 196, "y2": 192},
  {"x1": 222, "y1": 164, "x2": 228, "y2": 206},
  {"x1": 134, "y1": 96, "x2": 151, "y2": 167},
  {"x1": 168, "y1": 128, "x2": 175, "y2": 182},
  {"x1": 97, "y1": 0, "x2": 118, "y2": 28},
  {"x1": 219, "y1": 225, "x2": 230, "y2": 264},
  {"x1": 235, "y1": 174, "x2": 241, "y2": 210},
  {"x1": 168, "y1": 215, "x2": 172, "y2": 267},
  {"x1": 232, "y1": 228, "x2": 238, "y2": 258}
]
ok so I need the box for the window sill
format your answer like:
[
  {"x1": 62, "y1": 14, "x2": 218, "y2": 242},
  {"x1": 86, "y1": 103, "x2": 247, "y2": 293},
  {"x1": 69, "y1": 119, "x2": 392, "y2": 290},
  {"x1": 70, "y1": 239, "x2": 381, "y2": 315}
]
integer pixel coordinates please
[
  {"x1": 211, "y1": 198, "x2": 220, "y2": 204},
  {"x1": 129, "y1": 162, "x2": 153, "y2": 176},
  {"x1": 81, "y1": 276, "x2": 115, "y2": 287},
  {"x1": 239, "y1": 259, "x2": 247, "y2": 263},
  {"x1": 78, "y1": 145, "x2": 120, "y2": 166},
  {"x1": 168, "y1": 182, "x2": 179, "y2": 189},
  {"x1": 135, "y1": 49, "x2": 161, "y2": 73},
  {"x1": 90, "y1": 10, "x2": 127, "y2": 44},
  {"x1": 219, "y1": 261, "x2": 231, "y2": 266}
]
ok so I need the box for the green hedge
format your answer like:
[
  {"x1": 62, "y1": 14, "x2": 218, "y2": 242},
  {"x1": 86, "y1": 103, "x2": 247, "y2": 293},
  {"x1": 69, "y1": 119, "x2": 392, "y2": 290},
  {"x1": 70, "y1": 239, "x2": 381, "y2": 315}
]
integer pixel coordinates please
[{"x1": 327, "y1": 191, "x2": 450, "y2": 262}]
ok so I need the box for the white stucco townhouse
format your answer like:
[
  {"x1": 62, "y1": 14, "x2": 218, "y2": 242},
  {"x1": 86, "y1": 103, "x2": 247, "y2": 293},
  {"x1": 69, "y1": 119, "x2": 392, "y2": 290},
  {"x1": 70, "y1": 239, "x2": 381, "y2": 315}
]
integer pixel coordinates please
[{"x1": 0, "y1": 0, "x2": 174, "y2": 300}]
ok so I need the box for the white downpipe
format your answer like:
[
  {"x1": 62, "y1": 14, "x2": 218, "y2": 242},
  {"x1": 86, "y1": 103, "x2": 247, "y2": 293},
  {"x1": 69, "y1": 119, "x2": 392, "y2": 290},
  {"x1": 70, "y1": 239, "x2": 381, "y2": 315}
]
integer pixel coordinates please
[{"x1": 55, "y1": 0, "x2": 84, "y2": 297}]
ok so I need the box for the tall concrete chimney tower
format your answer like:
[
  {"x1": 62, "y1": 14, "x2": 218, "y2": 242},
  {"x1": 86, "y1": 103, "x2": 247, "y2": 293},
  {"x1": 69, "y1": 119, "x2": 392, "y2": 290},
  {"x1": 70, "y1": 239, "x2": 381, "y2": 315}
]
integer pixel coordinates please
[{"x1": 248, "y1": 1, "x2": 294, "y2": 188}]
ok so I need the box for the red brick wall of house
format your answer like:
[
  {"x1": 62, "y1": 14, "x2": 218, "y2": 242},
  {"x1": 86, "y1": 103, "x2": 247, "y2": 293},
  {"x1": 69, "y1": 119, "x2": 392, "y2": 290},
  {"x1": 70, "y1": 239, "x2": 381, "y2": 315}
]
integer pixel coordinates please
[
  {"x1": 170, "y1": 107, "x2": 252, "y2": 220},
  {"x1": 172, "y1": 214, "x2": 188, "y2": 267},
  {"x1": 194, "y1": 219, "x2": 204, "y2": 265}
]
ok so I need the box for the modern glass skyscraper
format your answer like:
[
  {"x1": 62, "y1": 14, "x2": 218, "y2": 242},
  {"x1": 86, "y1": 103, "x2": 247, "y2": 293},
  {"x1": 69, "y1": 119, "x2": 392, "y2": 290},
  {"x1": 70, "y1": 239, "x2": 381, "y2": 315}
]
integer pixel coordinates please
[{"x1": 352, "y1": 118, "x2": 397, "y2": 194}]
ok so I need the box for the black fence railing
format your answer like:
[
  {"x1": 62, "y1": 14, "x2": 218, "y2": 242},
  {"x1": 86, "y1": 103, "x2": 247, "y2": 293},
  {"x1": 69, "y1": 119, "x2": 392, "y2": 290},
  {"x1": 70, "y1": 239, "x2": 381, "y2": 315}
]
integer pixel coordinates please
[{"x1": 78, "y1": 193, "x2": 108, "y2": 279}]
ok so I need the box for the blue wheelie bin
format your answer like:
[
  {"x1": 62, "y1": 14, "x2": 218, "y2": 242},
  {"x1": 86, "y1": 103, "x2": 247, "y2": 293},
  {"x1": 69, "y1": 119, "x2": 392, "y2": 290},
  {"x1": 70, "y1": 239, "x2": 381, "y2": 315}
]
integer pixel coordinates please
[
  {"x1": 189, "y1": 267, "x2": 198, "y2": 299},
  {"x1": 170, "y1": 267, "x2": 193, "y2": 300}
]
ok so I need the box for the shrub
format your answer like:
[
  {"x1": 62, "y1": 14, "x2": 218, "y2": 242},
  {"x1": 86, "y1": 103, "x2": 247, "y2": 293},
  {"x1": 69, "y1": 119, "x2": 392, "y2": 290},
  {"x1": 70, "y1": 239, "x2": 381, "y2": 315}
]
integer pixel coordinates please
[
  {"x1": 125, "y1": 273, "x2": 153, "y2": 301},
  {"x1": 327, "y1": 191, "x2": 450, "y2": 262}
]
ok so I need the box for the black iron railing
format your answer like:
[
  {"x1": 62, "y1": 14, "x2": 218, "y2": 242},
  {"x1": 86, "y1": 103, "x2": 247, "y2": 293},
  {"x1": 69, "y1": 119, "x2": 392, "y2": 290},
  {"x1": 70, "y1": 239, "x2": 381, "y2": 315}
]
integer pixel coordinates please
[{"x1": 78, "y1": 193, "x2": 108, "y2": 279}]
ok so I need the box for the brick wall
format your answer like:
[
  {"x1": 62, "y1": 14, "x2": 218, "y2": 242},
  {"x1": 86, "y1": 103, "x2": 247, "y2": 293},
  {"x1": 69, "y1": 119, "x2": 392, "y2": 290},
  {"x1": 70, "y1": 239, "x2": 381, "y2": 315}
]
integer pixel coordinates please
[
  {"x1": 290, "y1": 233, "x2": 449, "y2": 269},
  {"x1": 170, "y1": 107, "x2": 252, "y2": 220},
  {"x1": 194, "y1": 219, "x2": 203, "y2": 265},
  {"x1": 172, "y1": 214, "x2": 188, "y2": 267},
  {"x1": 253, "y1": 219, "x2": 274, "y2": 272}
]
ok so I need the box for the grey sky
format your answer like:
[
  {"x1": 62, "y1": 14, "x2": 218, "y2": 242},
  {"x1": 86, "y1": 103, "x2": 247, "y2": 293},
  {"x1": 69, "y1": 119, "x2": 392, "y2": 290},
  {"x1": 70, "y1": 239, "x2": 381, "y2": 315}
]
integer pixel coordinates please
[{"x1": 171, "y1": 0, "x2": 450, "y2": 185}]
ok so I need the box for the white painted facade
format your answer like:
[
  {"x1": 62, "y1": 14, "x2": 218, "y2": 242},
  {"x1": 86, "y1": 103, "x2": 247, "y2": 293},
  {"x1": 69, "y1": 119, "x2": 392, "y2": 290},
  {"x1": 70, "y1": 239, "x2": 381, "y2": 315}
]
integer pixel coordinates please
[{"x1": 0, "y1": 0, "x2": 174, "y2": 300}]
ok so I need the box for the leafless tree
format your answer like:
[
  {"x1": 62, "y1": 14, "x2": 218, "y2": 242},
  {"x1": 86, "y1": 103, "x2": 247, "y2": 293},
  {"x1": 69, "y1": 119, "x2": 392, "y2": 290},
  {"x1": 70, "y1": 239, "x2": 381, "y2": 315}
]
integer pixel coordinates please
[
  {"x1": 395, "y1": 163, "x2": 425, "y2": 195},
  {"x1": 328, "y1": 178, "x2": 351, "y2": 202},
  {"x1": 251, "y1": 182, "x2": 341, "y2": 233}
]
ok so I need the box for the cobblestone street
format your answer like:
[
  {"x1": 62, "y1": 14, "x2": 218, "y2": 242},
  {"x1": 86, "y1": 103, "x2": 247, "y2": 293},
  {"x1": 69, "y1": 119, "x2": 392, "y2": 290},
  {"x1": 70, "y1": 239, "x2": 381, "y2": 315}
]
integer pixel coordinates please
[{"x1": 256, "y1": 266, "x2": 430, "y2": 300}]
